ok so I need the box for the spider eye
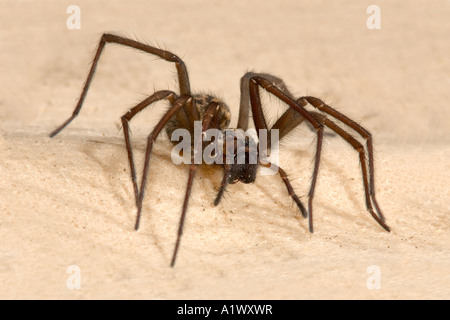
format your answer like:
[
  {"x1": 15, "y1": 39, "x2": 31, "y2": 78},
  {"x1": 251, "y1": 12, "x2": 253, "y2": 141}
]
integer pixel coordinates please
[{"x1": 238, "y1": 167, "x2": 257, "y2": 184}]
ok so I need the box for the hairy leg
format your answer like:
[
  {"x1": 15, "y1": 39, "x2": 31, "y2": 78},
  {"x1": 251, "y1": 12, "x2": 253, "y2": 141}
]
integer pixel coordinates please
[
  {"x1": 247, "y1": 75, "x2": 324, "y2": 233},
  {"x1": 50, "y1": 33, "x2": 192, "y2": 137}
]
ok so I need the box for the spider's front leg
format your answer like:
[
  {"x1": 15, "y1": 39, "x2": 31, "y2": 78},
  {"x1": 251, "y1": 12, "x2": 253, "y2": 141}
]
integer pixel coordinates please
[
  {"x1": 246, "y1": 75, "x2": 324, "y2": 233},
  {"x1": 170, "y1": 101, "x2": 222, "y2": 267}
]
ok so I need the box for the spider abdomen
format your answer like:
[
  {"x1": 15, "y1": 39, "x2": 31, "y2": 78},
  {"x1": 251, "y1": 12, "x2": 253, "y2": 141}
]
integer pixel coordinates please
[{"x1": 165, "y1": 93, "x2": 231, "y2": 140}]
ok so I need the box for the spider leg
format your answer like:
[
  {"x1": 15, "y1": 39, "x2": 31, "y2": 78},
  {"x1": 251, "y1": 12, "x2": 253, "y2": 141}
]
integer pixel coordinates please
[
  {"x1": 260, "y1": 161, "x2": 308, "y2": 218},
  {"x1": 214, "y1": 164, "x2": 231, "y2": 206},
  {"x1": 170, "y1": 102, "x2": 221, "y2": 267},
  {"x1": 301, "y1": 100, "x2": 390, "y2": 232},
  {"x1": 171, "y1": 156, "x2": 197, "y2": 267},
  {"x1": 132, "y1": 95, "x2": 193, "y2": 230},
  {"x1": 50, "y1": 33, "x2": 192, "y2": 137},
  {"x1": 238, "y1": 72, "x2": 296, "y2": 131},
  {"x1": 121, "y1": 90, "x2": 178, "y2": 207},
  {"x1": 258, "y1": 106, "x2": 308, "y2": 217},
  {"x1": 247, "y1": 75, "x2": 324, "y2": 233}
]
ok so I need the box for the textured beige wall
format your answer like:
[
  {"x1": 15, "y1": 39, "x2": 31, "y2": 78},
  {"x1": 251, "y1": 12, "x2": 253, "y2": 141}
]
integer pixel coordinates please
[{"x1": 0, "y1": 0, "x2": 449, "y2": 299}]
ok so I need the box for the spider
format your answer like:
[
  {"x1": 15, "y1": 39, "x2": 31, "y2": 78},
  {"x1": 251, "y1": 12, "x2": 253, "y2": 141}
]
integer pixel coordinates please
[{"x1": 50, "y1": 34, "x2": 390, "y2": 267}]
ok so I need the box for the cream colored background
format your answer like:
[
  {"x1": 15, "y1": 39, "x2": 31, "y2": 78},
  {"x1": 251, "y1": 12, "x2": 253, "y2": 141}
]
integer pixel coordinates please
[{"x1": 0, "y1": 0, "x2": 449, "y2": 299}]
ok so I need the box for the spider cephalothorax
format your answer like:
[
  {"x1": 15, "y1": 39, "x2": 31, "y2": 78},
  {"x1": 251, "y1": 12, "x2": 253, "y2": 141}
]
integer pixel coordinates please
[
  {"x1": 224, "y1": 131, "x2": 259, "y2": 185},
  {"x1": 50, "y1": 34, "x2": 390, "y2": 267}
]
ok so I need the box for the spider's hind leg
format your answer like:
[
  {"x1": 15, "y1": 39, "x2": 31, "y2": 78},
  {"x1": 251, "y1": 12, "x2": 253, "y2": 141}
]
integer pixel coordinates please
[
  {"x1": 120, "y1": 92, "x2": 194, "y2": 230},
  {"x1": 50, "y1": 33, "x2": 192, "y2": 138}
]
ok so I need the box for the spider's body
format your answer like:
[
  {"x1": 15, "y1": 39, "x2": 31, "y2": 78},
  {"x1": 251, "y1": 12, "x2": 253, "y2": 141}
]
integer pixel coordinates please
[
  {"x1": 166, "y1": 93, "x2": 259, "y2": 187},
  {"x1": 50, "y1": 34, "x2": 390, "y2": 267}
]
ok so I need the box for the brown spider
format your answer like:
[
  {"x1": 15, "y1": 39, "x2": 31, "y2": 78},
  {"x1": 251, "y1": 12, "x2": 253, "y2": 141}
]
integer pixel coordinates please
[{"x1": 50, "y1": 34, "x2": 390, "y2": 267}]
